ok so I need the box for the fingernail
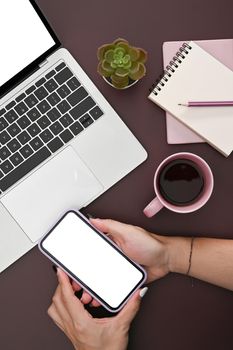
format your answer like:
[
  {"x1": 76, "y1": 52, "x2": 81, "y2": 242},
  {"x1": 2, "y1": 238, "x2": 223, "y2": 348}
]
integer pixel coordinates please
[
  {"x1": 56, "y1": 267, "x2": 62, "y2": 275},
  {"x1": 52, "y1": 264, "x2": 57, "y2": 273},
  {"x1": 86, "y1": 213, "x2": 96, "y2": 219},
  {"x1": 139, "y1": 287, "x2": 148, "y2": 298}
]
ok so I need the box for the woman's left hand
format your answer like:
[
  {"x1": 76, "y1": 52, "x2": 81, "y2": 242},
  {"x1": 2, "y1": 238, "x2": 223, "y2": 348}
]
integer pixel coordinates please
[{"x1": 48, "y1": 268, "x2": 146, "y2": 350}]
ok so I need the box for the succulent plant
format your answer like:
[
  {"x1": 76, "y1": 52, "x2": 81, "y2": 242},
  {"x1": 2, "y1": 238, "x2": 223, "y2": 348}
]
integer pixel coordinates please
[{"x1": 97, "y1": 38, "x2": 147, "y2": 89}]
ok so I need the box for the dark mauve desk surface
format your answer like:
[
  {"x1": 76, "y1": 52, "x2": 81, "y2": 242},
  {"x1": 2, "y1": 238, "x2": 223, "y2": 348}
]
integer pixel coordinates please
[{"x1": 1, "y1": 0, "x2": 233, "y2": 349}]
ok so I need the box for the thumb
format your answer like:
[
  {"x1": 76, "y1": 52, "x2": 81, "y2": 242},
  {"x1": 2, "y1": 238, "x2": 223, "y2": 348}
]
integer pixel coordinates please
[{"x1": 116, "y1": 287, "x2": 148, "y2": 325}]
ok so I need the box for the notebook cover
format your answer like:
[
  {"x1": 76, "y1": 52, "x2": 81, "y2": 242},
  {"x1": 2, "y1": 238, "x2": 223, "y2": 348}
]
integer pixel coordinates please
[
  {"x1": 163, "y1": 39, "x2": 233, "y2": 144},
  {"x1": 148, "y1": 41, "x2": 233, "y2": 157}
]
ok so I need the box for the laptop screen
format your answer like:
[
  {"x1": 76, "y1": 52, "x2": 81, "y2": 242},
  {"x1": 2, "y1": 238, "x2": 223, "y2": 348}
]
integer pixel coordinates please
[{"x1": 0, "y1": 0, "x2": 60, "y2": 97}]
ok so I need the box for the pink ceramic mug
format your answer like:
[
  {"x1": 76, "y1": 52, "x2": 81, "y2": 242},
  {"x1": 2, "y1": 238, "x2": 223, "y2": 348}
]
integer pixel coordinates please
[{"x1": 143, "y1": 152, "x2": 214, "y2": 217}]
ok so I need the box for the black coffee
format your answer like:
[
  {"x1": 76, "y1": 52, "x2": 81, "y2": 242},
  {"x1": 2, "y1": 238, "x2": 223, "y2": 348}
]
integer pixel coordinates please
[{"x1": 158, "y1": 159, "x2": 204, "y2": 206}]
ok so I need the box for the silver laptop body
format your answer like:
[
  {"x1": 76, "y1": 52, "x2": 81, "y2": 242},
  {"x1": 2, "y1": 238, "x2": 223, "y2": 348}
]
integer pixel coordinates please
[{"x1": 0, "y1": 0, "x2": 147, "y2": 272}]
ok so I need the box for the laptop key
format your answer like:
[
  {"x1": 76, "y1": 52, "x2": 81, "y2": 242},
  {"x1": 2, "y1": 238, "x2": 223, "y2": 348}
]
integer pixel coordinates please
[
  {"x1": 7, "y1": 139, "x2": 21, "y2": 153},
  {"x1": 27, "y1": 107, "x2": 41, "y2": 122},
  {"x1": 17, "y1": 130, "x2": 31, "y2": 145},
  {"x1": 60, "y1": 113, "x2": 73, "y2": 127},
  {"x1": 34, "y1": 86, "x2": 49, "y2": 101},
  {"x1": 70, "y1": 96, "x2": 95, "y2": 120},
  {"x1": 70, "y1": 121, "x2": 83, "y2": 136},
  {"x1": 20, "y1": 144, "x2": 33, "y2": 159},
  {"x1": 0, "y1": 170, "x2": 4, "y2": 179},
  {"x1": 15, "y1": 102, "x2": 29, "y2": 116},
  {"x1": 55, "y1": 62, "x2": 66, "y2": 71},
  {"x1": 16, "y1": 93, "x2": 26, "y2": 103},
  {"x1": 44, "y1": 79, "x2": 58, "y2": 93},
  {"x1": 0, "y1": 160, "x2": 13, "y2": 174},
  {"x1": 0, "y1": 109, "x2": 6, "y2": 117},
  {"x1": 54, "y1": 67, "x2": 73, "y2": 85},
  {"x1": 5, "y1": 110, "x2": 18, "y2": 123},
  {"x1": 57, "y1": 100, "x2": 71, "y2": 114},
  {"x1": 47, "y1": 92, "x2": 61, "y2": 107},
  {"x1": 0, "y1": 117, "x2": 8, "y2": 131},
  {"x1": 7, "y1": 123, "x2": 21, "y2": 137},
  {"x1": 30, "y1": 136, "x2": 43, "y2": 151},
  {"x1": 0, "y1": 146, "x2": 11, "y2": 161},
  {"x1": 10, "y1": 152, "x2": 24, "y2": 167},
  {"x1": 89, "y1": 106, "x2": 104, "y2": 120},
  {"x1": 24, "y1": 94, "x2": 39, "y2": 108},
  {"x1": 0, "y1": 130, "x2": 11, "y2": 145},
  {"x1": 25, "y1": 85, "x2": 36, "y2": 95},
  {"x1": 67, "y1": 87, "x2": 88, "y2": 107},
  {"x1": 5, "y1": 101, "x2": 16, "y2": 110},
  {"x1": 49, "y1": 121, "x2": 63, "y2": 136},
  {"x1": 35, "y1": 77, "x2": 46, "y2": 87},
  {"x1": 60, "y1": 129, "x2": 74, "y2": 143},
  {"x1": 27, "y1": 123, "x2": 41, "y2": 137},
  {"x1": 45, "y1": 70, "x2": 56, "y2": 79},
  {"x1": 37, "y1": 116, "x2": 51, "y2": 130},
  {"x1": 39, "y1": 129, "x2": 53, "y2": 143},
  {"x1": 67, "y1": 77, "x2": 81, "y2": 91},
  {"x1": 57, "y1": 84, "x2": 71, "y2": 98},
  {"x1": 37, "y1": 100, "x2": 51, "y2": 114},
  {"x1": 0, "y1": 147, "x2": 51, "y2": 192},
  {"x1": 47, "y1": 107, "x2": 61, "y2": 122},
  {"x1": 17, "y1": 115, "x2": 31, "y2": 129},
  {"x1": 47, "y1": 137, "x2": 63, "y2": 153},
  {"x1": 79, "y1": 113, "x2": 94, "y2": 128}
]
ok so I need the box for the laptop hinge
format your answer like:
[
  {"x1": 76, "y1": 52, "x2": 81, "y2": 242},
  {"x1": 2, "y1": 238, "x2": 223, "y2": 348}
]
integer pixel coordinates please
[{"x1": 39, "y1": 59, "x2": 48, "y2": 68}]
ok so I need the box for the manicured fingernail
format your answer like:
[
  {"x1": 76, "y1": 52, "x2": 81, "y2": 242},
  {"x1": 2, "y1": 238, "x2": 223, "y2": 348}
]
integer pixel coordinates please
[
  {"x1": 56, "y1": 267, "x2": 62, "y2": 276},
  {"x1": 139, "y1": 287, "x2": 148, "y2": 298},
  {"x1": 90, "y1": 218, "x2": 101, "y2": 222},
  {"x1": 86, "y1": 213, "x2": 96, "y2": 219},
  {"x1": 52, "y1": 264, "x2": 57, "y2": 273}
]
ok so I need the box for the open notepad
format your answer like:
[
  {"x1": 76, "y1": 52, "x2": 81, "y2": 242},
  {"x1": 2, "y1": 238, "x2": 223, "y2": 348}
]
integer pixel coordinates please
[
  {"x1": 163, "y1": 39, "x2": 233, "y2": 144},
  {"x1": 149, "y1": 41, "x2": 233, "y2": 156}
]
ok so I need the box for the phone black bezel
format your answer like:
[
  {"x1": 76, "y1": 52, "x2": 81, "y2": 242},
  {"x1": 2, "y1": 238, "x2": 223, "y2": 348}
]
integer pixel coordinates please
[
  {"x1": 39, "y1": 210, "x2": 146, "y2": 312},
  {"x1": 0, "y1": 0, "x2": 60, "y2": 98}
]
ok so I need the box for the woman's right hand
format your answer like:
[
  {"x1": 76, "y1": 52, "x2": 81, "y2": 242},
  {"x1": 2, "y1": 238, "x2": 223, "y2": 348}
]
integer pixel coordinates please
[
  {"x1": 90, "y1": 218, "x2": 172, "y2": 283},
  {"x1": 72, "y1": 218, "x2": 190, "y2": 305}
]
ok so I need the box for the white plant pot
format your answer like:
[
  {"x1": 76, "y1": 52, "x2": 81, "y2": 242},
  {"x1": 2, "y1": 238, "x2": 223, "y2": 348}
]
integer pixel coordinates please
[{"x1": 103, "y1": 76, "x2": 138, "y2": 90}]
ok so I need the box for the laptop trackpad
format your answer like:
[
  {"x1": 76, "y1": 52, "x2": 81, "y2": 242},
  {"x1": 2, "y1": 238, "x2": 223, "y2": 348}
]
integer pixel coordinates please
[{"x1": 1, "y1": 146, "x2": 103, "y2": 243}]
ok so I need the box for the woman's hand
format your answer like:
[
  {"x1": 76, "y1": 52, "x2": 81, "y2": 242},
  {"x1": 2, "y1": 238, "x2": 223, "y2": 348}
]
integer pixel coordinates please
[
  {"x1": 90, "y1": 218, "x2": 172, "y2": 283},
  {"x1": 48, "y1": 268, "x2": 147, "y2": 350},
  {"x1": 68, "y1": 217, "x2": 189, "y2": 308}
]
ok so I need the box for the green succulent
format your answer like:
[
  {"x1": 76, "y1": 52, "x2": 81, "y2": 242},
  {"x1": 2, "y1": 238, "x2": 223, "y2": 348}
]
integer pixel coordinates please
[{"x1": 97, "y1": 38, "x2": 147, "y2": 89}]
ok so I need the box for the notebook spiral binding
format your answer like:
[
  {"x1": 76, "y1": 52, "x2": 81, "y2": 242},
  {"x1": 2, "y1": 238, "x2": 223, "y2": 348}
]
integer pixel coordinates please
[{"x1": 150, "y1": 42, "x2": 192, "y2": 95}]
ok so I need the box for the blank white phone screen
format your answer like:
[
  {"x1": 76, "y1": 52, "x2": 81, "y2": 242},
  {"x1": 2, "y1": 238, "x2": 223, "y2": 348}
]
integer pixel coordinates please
[{"x1": 42, "y1": 212, "x2": 144, "y2": 309}]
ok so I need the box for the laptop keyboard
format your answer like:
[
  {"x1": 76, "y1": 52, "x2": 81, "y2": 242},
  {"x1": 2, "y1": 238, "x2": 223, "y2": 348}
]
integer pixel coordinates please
[{"x1": 0, "y1": 62, "x2": 104, "y2": 194}]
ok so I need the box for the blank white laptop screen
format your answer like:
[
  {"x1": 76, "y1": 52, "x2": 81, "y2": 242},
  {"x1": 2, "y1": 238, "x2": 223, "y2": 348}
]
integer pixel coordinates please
[{"x1": 0, "y1": 0, "x2": 55, "y2": 87}]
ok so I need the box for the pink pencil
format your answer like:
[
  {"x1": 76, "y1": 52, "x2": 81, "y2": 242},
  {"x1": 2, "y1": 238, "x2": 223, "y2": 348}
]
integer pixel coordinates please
[{"x1": 179, "y1": 101, "x2": 233, "y2": 107}]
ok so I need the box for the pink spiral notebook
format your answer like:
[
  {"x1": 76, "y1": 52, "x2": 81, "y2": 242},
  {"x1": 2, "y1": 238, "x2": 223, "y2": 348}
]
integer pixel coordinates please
[{"x1": 163, "y1": 39, "x2": 233, "y2": 144}]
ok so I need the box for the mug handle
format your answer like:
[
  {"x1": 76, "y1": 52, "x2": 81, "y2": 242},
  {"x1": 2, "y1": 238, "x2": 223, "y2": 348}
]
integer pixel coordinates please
[{"x1": 143, "y1": 197, "x2": 164, "y2": 217}]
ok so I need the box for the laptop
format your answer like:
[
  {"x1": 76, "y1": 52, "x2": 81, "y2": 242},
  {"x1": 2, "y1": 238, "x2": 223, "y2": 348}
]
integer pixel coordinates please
[{"x1": 0, "y1": 0, "x2": 147, "y2": 273}]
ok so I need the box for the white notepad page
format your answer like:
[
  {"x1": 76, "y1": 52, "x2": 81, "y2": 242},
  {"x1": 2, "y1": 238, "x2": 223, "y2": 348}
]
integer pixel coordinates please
[{"x1": 149, "y1": 41, "x2": 233, "y2": 156}]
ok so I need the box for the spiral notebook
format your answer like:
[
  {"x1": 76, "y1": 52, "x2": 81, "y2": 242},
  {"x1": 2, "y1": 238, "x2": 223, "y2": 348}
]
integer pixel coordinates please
[
  {"x1": 148, "y1": 41, "x2": 233, "y2": 157},
  {"x1": 163, "y1": 39, "x2": 233, "y2": 144}
]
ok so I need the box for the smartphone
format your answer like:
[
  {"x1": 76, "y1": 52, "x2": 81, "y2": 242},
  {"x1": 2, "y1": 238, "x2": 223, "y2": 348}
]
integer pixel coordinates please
[{"x1": 39, "y1": 211, "x2": 147, "y2": 313}]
